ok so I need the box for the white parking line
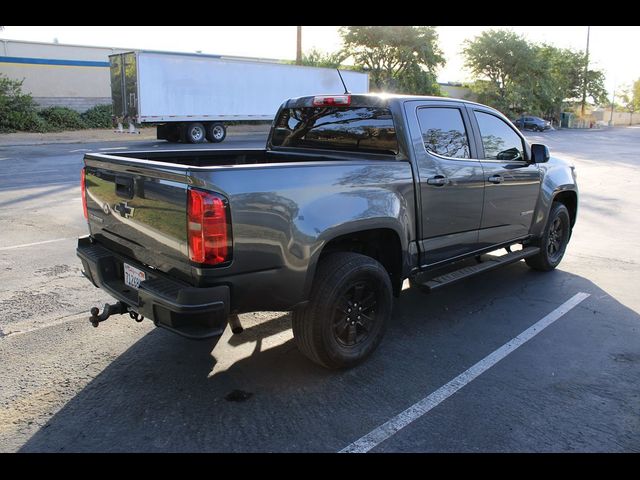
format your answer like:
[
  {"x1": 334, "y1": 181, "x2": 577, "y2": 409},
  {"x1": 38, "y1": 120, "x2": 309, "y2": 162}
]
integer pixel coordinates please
[
  {"x1": 339, "y1": 292, "x2": 591, "y2": 453},
  {"x1": 98, "y1": 147, "x2": 128, "y2": 151},
  {"x1": 69, "y1": 148, "x2": 91, "y2": 153},
  {"x1": 0, "y1": 237, "x2": 71, "y2": 251}
]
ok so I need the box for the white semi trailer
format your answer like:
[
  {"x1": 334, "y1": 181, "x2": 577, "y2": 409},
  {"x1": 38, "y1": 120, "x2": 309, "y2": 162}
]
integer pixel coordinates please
[{"x1": 109, "y1": 50, "x2": 370, "y2": 143}]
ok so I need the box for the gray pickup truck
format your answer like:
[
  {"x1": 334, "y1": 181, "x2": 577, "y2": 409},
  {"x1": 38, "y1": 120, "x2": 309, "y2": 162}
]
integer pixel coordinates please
[{"x1": 77, "y1": 93, "x2": 578, "y2": 369}]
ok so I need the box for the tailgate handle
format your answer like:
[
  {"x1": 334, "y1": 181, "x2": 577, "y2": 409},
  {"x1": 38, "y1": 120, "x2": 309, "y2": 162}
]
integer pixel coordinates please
[{"x1": 115, "y1": 176, "x2": 134, "y2": 199}]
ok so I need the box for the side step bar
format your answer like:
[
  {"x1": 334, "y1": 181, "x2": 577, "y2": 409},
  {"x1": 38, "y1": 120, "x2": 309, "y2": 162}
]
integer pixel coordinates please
[{"x1": 412, "y1": 246, "x2": 540, "y2": 292}]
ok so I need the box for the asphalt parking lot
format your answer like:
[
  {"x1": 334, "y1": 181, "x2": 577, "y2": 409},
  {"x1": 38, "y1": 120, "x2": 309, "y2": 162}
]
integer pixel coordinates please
[{"x1": 0, "y1": 127, "x2": 639, "y2": 452}]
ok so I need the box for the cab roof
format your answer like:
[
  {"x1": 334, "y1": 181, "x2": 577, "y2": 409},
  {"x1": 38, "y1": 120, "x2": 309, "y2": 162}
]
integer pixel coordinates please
[{"x1": 283, "y1": 93, "x2": 483, "y2": 109}]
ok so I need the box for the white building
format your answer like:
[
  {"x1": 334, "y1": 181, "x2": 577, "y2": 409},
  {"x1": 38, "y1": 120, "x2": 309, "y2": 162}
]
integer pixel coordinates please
[{"x1": 0, "y1": 38, "x2": 281, "y2": 112}]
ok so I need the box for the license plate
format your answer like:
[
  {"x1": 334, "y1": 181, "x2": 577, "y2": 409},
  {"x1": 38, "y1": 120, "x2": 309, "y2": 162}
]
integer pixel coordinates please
[{"x1": 124, "y1": 263, "x2": 145, "y2": 289}]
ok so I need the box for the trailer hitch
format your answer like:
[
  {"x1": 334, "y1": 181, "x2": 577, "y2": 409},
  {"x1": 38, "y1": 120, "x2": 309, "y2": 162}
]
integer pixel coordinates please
[
  {"x1": 89, "y1": 301, "x2": 129, "y2": 327},
  {"x1": 129, "y1": 310, "x2": 145, "y2": 323}
]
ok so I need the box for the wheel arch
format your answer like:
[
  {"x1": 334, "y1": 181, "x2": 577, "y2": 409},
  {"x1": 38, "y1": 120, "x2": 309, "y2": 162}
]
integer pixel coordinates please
[
  {"x1": 304, "y1": 226, "x2": 406, "y2": 299},
  {"x1": 553, "y1": 190, "x2": 578, "y2": 228}
]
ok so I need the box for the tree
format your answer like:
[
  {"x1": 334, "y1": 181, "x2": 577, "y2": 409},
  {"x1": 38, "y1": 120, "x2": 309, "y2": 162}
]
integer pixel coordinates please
[
  {"x1": 299, "y1": 48, "x2": 346, "y2": 69},
  {"x1": 463, "y1": 30, "x2": 609, "y2": 121},
  {"x1": 534, "y1": 45, "x2": 607, "y2": 123},
  {"x1": 339, "y1": 26, "x2": 445, "y2": 95},
  {"x1": 0, "y1": 74, "x2": 47, "y2": 132},
  {"x1": 618, "y1": 79, "x2": 640, "y2": 125},
  {"x1": 463, "y1": 30, "x2": 536, "y2": 115}
]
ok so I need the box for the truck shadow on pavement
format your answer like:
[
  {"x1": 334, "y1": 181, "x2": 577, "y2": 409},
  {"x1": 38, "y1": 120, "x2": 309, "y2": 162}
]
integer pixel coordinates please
[{"x1": 19, "y1": 262, "x2": 640, "y2": 452}]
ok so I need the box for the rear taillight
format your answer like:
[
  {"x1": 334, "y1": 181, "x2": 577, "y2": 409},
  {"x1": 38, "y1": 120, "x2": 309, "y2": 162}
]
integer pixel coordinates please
[
  {"x1": 81, "y1": 168, "x2": 88, "y2": 220},
  {"x1": 187, "y1": 188, "x2": 232, "y2": 266}
]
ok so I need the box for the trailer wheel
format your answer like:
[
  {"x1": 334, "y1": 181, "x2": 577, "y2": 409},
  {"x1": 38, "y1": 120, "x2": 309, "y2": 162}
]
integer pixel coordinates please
[
  {"x1": 185, "y1": 122, "x2": 206, "y2": 143},
  {"x1": 206, "y1": 123, "x2": 227, "y2": 143}
]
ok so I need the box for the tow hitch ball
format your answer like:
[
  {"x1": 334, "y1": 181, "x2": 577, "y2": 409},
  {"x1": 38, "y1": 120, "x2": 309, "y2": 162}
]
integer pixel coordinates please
[{"x1": 89, "y1": 301, "x2": 144, "y2": 327}]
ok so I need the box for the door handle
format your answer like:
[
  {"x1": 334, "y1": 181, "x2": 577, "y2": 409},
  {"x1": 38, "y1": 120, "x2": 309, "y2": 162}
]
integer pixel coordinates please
[
  {"x1": 488, "y1": 174, "x2": 503, "y2": 184},
  {"x1": 427, "y1": 175, "x2": 448, "y2": 186}
]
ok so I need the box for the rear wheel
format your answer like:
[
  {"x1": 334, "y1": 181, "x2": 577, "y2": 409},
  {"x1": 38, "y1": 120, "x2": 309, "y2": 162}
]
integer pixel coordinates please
[
  {"x1": 206, "y1": 123, "x2": 226, "y2": 143},
  {"x1": 526, "y1": 202, "x2": 571, "y2": 271},
  {"x1": 292, "y1": 252, "x2": 393, "y2": 369},
  {"x1": 185, "y1": 122, "x2": 206, "y2": 143}
]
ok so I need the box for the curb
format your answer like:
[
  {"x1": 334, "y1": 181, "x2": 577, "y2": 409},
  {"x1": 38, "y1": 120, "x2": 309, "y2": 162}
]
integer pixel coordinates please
[{"x1": 0, "y1": 129, "x2": 270, "y2": 147}]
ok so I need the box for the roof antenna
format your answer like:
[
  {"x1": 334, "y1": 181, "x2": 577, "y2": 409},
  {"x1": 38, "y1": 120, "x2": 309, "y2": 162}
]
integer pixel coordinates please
[{"x1": 337, "y1": 69, "x2": 350, "y2": 94}]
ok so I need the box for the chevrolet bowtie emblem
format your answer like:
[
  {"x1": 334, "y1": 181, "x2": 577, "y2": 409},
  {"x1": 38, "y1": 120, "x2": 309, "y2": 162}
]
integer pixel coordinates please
[{"x1": 114, "y1": 201, "x2": 135, "y2": 219}]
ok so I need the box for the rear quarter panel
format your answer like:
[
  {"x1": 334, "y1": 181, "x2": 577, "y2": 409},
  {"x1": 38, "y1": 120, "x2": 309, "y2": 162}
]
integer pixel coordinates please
[{"x1": 189, "y1": 160, "x2": 416, "y2": 311}]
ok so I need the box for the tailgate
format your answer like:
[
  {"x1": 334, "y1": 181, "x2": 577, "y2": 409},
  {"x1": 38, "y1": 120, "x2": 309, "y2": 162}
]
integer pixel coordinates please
[{"x1": 83, "y1": 153, "x2": 192, "y2": 283}]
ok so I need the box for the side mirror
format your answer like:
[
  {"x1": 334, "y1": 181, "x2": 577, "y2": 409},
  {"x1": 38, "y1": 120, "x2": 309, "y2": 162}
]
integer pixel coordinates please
[{"x1": 531, "y1": 143, "x2": 550, "y2": 163}]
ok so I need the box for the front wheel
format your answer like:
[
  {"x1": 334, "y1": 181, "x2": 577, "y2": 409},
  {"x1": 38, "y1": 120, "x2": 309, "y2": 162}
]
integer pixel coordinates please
[
  {"x1": 526, "y1": 202, "x2": 571, "y2": 271},
  {"x1": 292, "y1": 252, "x2": 393, "y2": 369}
]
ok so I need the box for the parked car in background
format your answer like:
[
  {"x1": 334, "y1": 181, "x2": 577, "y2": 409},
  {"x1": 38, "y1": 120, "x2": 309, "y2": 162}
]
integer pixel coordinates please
[{"x1": 514, "y1": 116, "x2": 552, "y2": 132}]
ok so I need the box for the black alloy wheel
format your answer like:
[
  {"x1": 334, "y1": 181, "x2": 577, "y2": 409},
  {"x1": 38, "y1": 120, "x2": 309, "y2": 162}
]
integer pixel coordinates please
[
  {"x1": 292, "y1": 252, "x2": 393, "y2": 369},
  {"x1": 526, "y1": 202, "x2": 571, "y2": 271},
  {"x1": 333, "y1": 279, "x2": 379, "y2": 347},
  {"x1": 546, "y1": 215, "x2": 566, "y2": 263}
]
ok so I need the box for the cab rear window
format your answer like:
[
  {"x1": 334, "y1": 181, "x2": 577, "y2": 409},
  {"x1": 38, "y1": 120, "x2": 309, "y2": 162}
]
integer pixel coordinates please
[{"x1": 271, "y1": 107, "x2": 398, "y2": 155}]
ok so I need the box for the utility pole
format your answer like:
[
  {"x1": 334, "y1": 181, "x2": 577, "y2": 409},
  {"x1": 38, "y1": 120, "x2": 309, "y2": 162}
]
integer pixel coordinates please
[
  {"x1": 581, "y1": 26, "x2": 591, "y2": 117},
  {"x1": 296, "y1": 26, "x2": 302, "y2": 65}
]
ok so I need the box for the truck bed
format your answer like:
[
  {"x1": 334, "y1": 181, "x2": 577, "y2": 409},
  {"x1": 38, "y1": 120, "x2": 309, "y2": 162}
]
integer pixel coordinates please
[
  {"x1": 99, "y1": 148, "x2": 394, "y2": 167},
  {"x1": 106, "y1": 148, "x2": 270, "y2": 167},
  {"x1": 82, "y1": 148, "x2": 416, "y2": 312}
]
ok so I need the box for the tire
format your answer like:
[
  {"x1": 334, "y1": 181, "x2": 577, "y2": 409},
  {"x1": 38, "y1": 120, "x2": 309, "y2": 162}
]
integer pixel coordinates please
[
  {"x1": 206, "y1": 123, "x2": 226, "y2": 143},
  {"x1": 185, "y1": 122, "x2": 206, "y2": 143},
  {"x1": 292, "y1": 252, "x2": 393, "y2": 369},
  {"x1": 525, "y1": 202, "x2": 571, "y2": 271}
]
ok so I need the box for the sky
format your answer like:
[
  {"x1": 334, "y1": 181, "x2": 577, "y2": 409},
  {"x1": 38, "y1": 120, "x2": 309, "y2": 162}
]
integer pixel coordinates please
[{"x1": 3, "y1": 26, "x2": 639, "y2": 96}]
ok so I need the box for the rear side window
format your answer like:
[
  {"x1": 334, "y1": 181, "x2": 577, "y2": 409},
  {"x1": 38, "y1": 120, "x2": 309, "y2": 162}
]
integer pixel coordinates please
[
  {"x1": 271, "y1": 107, "x2": 398, "y2": 155},
  {"x1": 474, "y1": 111, "x2": 525, "y2": 161},
  {"x1": 416, "y1": 107, "x2": 470, "y2": 159}
]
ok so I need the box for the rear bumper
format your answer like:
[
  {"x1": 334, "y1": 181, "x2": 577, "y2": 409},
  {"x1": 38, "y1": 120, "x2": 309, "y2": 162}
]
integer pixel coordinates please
[{"x1": 77, "y1": 236, "x2": 229, "y2": 339}]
